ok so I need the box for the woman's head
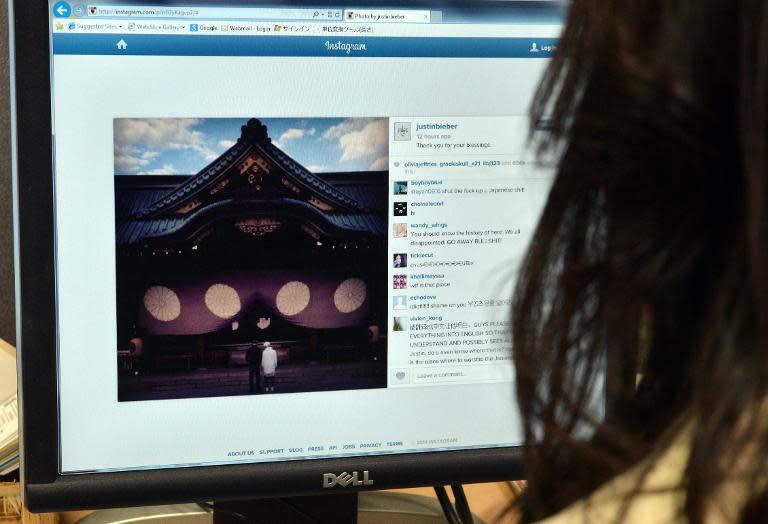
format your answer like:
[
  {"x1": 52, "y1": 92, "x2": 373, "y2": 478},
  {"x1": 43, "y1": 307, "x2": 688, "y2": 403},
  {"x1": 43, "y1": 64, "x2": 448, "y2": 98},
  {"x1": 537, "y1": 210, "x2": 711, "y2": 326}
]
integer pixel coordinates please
[{"x1": 513, "y1": 0, "x2": 768, "y2": 521}]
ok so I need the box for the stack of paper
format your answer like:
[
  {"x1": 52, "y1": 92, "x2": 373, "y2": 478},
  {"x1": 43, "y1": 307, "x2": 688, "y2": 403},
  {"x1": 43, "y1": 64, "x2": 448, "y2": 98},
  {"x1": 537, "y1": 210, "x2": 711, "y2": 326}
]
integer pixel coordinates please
[{"x1": 0, "y1": 339, "x2": 18, "y2": 475}]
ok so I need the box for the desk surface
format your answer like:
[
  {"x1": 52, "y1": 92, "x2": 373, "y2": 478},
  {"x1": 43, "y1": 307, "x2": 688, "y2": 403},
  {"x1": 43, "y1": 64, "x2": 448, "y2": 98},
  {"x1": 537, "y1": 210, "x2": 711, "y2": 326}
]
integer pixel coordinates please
[{"x1": 0, "y1": 338, "x2": 14, "y2": 358}]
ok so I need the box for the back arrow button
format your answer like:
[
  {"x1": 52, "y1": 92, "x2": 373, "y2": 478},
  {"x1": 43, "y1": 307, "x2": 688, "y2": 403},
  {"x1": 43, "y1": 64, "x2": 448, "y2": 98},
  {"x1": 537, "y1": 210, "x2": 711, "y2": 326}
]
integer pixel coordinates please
[{"x1": 53, "y1": 2, "x2": 72, "y2": 17}]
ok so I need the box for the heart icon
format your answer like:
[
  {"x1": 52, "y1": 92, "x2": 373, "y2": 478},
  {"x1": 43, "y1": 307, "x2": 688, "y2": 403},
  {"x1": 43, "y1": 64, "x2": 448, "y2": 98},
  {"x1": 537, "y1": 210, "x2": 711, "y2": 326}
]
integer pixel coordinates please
[{"x1": 396, "y1": 372, "x2": 406, "y2": 380}]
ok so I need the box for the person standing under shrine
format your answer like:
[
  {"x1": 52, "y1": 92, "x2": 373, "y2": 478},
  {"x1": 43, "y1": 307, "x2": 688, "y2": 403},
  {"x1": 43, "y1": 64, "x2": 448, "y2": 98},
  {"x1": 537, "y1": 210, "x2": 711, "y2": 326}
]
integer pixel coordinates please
[
  {"x1": 245, "y1": 342, "x2": 262, "y2": 394},
  {"x1": 261, "y1": 342, "x2": 278, "y2": 393}
]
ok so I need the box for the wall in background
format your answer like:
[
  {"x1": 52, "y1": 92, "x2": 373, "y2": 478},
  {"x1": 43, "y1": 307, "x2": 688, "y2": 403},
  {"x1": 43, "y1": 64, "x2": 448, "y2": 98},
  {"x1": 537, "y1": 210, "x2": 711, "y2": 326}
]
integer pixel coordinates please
[{"x1": 0, "y1": 2, "x2": 16, "y2": 345}]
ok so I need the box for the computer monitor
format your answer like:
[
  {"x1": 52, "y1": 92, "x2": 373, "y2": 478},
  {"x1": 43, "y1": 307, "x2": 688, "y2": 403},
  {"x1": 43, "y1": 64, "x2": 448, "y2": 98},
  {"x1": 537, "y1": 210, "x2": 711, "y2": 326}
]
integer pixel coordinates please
[{"x1": 10, "y1": 0, "x2": 564, "y2": 513}]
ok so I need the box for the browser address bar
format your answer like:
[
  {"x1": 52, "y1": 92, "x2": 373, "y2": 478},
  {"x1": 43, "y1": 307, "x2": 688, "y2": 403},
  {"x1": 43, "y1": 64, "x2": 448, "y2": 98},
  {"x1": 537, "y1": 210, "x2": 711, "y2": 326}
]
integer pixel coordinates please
[{"x1": 86, "y1": 5, "x2": 344, "y2": 21}]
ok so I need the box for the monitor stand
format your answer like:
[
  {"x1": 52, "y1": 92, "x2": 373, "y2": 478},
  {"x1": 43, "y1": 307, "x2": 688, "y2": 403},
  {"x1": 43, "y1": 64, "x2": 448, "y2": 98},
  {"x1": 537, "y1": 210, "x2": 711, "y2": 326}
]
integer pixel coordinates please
[
  {"x1": 76, "y1": 491, "x2": 482, "y2": 524},
  {"x1": 213, "y1": 493, "x2": 357, "y2": 523}
]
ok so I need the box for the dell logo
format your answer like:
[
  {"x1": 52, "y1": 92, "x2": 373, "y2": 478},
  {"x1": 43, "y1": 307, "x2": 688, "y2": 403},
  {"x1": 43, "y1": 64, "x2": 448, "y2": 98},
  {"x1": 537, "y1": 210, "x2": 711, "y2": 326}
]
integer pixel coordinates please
[{"x1": 323, "y1": 471, "x2": 374, "y2": 488}]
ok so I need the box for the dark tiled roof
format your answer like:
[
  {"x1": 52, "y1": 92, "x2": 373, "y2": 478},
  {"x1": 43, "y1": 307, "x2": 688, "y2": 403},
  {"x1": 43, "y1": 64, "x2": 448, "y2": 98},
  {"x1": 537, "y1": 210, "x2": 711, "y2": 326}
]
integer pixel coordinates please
[
  {"x1": 115, "y1": 188, "x2": 175, "y2": 218},
  {"x1": 117, "y1": 217, "x2": 187, "y2": 245},
  {"x1": 324, "y1": 179, "x2": 387, "y2": 212},
  {"x1": 132, "y1": 139, "x2": 370, "y2": 219},
  {"x1": 114, "y1": 117, "x2": 387, "y2": 245},
  {"x1": 135, "y1": 141, "x2": 250, "y2": 219},
  {"x1": 116, "y1": 206, "x2": 384, "y2": 246},
  {"x1": 326, "y1": 213, "x2": 386, "y2": 236},
  {"x1": 258, "y1": 142, "x2": 364, "y2": 212}
]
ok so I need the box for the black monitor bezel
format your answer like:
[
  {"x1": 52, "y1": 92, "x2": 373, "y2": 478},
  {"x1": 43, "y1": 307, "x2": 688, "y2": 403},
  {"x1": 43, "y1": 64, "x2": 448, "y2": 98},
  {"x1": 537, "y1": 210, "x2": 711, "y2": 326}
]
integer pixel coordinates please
[{"x1": 9, "y1": 0, "x2": 560, "y2": 512}]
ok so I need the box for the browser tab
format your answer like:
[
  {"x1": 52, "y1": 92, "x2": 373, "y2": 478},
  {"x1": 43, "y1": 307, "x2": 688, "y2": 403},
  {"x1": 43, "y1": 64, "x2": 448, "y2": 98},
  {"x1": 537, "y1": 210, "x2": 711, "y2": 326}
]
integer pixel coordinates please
[{"x1": 344, "y1": 9, "x2": 431, "y2": 24}]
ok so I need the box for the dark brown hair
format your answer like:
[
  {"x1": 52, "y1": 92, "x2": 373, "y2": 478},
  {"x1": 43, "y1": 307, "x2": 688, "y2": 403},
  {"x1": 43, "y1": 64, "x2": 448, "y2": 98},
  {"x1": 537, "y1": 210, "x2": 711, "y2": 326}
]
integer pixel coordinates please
[{"x1": 513, "y1": 0, "x2": 768, "y2": 521}]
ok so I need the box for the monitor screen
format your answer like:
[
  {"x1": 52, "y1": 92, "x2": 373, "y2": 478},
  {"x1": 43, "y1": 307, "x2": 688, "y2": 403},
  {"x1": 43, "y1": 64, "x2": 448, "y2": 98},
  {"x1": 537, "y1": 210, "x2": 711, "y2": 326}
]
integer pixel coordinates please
[{"x1": 43, "y1": 0, "x2": 562, "y2": 476}]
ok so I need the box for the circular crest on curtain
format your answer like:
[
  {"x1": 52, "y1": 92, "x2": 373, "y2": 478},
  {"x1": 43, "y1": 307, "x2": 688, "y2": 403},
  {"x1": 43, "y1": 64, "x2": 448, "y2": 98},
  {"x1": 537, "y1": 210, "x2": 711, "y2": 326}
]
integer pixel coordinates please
[
  {"x1": 276, "y1": 281, "x2": 311, "y2": 316},
  {"x1": 143, "y1": 286, "x2": 181, "y2": 322},
  {"x1": 333, "y1": 278, "x2": 367, "y2": 313},
  {"x1": 205, "y1": 283, "x2": 242, "y2": 319}
]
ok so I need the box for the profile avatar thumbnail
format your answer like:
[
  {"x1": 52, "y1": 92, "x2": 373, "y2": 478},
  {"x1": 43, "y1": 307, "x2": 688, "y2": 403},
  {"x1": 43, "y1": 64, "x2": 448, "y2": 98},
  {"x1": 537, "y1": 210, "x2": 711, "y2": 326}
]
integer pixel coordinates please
[
  {"x1": 393, "y1": 223, "x2": 408, "y2": 238},
  {"x1": 393, "y1": 295, "x2": 408, "y2": 310}
]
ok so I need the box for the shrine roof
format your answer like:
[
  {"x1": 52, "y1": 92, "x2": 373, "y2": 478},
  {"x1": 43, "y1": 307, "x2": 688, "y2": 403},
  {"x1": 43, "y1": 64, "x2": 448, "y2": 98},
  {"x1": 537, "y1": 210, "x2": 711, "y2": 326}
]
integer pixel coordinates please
[
  {"x1": 115, "y1": 194, "x2": 385, "y2": 246},
  {"x1": 114, "y1": 119, "x2": 387, "y2": 246},
  {"x1": 258, "y1": 142, "x2": 366, "y2": 212},
  {"x1": 133, "y1": 141, "x2": 250, "y2": 219},
  {"x1": 130, "y1": 119, "x2": 377, "y2": 219},
  {"x1": 116, "y1": 217, "x2": 188, "y2": 245}
]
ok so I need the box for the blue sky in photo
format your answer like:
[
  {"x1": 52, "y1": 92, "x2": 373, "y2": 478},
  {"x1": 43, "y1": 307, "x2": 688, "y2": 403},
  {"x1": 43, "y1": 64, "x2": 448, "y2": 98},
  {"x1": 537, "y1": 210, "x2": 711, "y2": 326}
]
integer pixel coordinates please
[{"x1": 114, "y1": 117, "x2": 389, "y2": 176}]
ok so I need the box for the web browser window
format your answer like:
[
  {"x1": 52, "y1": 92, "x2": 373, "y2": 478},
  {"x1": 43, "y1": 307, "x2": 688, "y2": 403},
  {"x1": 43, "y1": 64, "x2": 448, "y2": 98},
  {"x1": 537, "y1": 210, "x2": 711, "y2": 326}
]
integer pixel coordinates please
[{"x1": 48, "y1": 0, "x2": 562, "y2": 473}]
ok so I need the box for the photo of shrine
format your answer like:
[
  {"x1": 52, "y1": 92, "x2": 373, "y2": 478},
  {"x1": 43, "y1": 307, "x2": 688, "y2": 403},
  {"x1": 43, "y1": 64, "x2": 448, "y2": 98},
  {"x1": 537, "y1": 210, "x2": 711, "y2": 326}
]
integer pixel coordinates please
[{"x1": 114, "y1": 118, "x2": 389, "y2": 401}]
